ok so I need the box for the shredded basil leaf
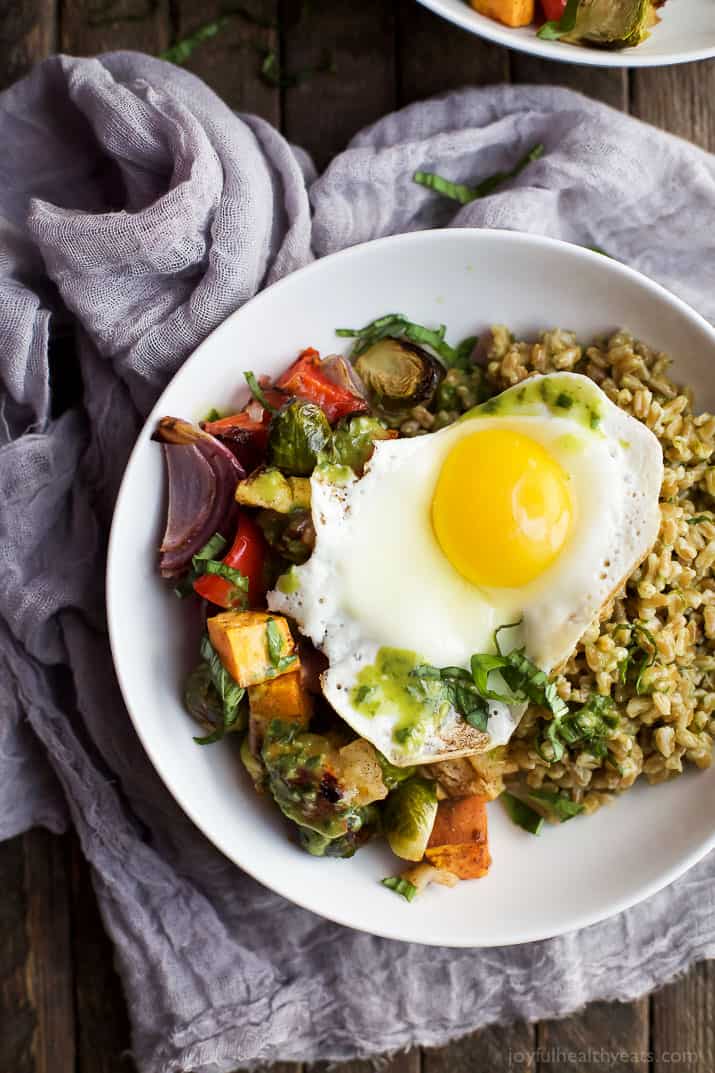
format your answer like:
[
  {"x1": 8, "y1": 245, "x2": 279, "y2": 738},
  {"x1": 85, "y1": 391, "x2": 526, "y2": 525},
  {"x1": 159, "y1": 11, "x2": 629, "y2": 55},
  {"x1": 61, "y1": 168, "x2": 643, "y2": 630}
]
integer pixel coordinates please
[
  {"x1": 453, "y1": 336, "x2": 477, "y2": 368},
  {"x1": 540, "y1": 694, "x2": 618, "y2": 764},
  {"x1": 493, "y1": 619, "x2": 523, "y2": 653},
  {"x1": 537, "y1": 0, "x2": 580, "y2": 39},
  {"x1": 266, "y1": 618, "x2": 284, "y2": 667},
  {"x1": 462, "y1": 704, "x2": 489, "y2": 733},
  {"x1": 244, "y1": 370, "x2": 278, "y2": 414},
  {"x1": 190, "y1": 543, "x2": 249, "y2": 609},
  {"x1": 336, "y1": 313, "x2": 476, "y2": 370},
  {"x1": 688, "y1": 513, "x2": 713, "y2": 525},
  {"x1": 618, "y1": 621, "x2": 659, "y2": 690},
  {"x1": 194, "y1": 635, "x2": 245, "y2": 744},
  {"x1": 160, "y1": 17, "x2": 230, "y2": 65},
  {"x1": 498, "y1": 649, "x2": 569, "y2": 721},
  {"x1": 470, "y1": 653, "x2": 513, "y2": 703},
  {"x1": 413, "y1": 144, "x2": 544, "y2": 205},
  {"x1": 381, "y1": 876, "x2": 418, "y2": 902},
  {"x1": 502, "y1": 792, "x2": 544, "y2": 836},
  {"x1": 202, "y1": 407, "x2": 222, "y2": 423},
  {"x1": 173, "y1": 533, "x2": 228, "y2": 600},
  {"x1": 439, "y1": 666, "x2": 472, "y2": 682},
  {"x1": 523, "y1": 787, "x2": 583, "y2": 822},
  {"x1": 196, "y1": 560, "x2": 249, "y2": 608},
  {"x1": 193, "y1": 727, "x2": 226, "y2": 746},
  {"x1": 410, "y1": 664, "x2": 491, "y2": 732},
  {"x1": 411, "y1": 616, "x2": 620, "y2": 763},
  {"x1": 411, "y1": 172, "x2": 478, "y2": 206},
  {"x1": 194, "y1": 533, "x2": 228, "y2": 562},
  {"x1": 264, "y1": 620, "x2": 297, "y2": 676},
  {"x1": 261, "y1": 47, "x2": 335, "y2": 89},
  {"x1": 410, "y1": 664, "x2": 443, "y2": 681}
]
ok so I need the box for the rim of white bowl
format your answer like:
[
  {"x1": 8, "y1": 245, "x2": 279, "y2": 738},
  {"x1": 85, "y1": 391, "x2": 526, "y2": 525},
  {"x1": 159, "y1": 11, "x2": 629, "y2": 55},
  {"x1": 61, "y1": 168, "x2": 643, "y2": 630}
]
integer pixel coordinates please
[
  {"x1": 107, "y1": 228, "x2": 715, "y2": 947},
  {"x1": 417, "y1": 0, "x2": 715, "y2": 68}
]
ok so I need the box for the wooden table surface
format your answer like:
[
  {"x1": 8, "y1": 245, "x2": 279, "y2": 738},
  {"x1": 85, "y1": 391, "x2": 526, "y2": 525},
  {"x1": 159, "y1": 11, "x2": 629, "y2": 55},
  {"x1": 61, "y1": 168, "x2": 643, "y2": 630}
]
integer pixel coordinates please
[{"x1": 1, "y1": 3, "x2": 714, "y2": 1072}]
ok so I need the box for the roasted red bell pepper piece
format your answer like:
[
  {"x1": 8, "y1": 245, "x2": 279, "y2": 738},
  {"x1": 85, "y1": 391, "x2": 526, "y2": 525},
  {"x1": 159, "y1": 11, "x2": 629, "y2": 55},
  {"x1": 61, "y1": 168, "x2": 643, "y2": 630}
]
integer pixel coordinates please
[
  {"x1": 204, "y1": 387, "x2": 286, "y2": 468},
  {"x1": 540, "y1": 0, "x2": 566, "y2": 19},
  {"x1": 193, "y1": 514, "x2": 267, "y2": 608},
  {"x1": 276, "y1": 348, "x2": 367, "y2": 423}
]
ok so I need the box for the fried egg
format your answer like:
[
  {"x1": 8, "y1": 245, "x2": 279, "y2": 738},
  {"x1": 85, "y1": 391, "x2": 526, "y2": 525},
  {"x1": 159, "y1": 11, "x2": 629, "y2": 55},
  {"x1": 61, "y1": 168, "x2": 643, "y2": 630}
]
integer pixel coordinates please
[{"x1": 268, "y1": 372, "x2": 663, "y2": 766}]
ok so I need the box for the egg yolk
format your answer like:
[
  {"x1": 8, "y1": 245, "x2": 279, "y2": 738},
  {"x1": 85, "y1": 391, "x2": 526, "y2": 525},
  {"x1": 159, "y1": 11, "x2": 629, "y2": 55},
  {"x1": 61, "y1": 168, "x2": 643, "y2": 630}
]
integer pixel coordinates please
[{"x1": 432, "y1": 427, "x2": 573, "y2": 588}]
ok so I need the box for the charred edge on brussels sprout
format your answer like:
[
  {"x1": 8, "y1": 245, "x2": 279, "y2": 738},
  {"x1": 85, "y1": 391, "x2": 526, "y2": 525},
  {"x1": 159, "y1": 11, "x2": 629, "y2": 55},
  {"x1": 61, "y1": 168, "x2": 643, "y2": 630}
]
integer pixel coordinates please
[{"x1": 352, "y1": 339, "x2": 445, "y2": 423}]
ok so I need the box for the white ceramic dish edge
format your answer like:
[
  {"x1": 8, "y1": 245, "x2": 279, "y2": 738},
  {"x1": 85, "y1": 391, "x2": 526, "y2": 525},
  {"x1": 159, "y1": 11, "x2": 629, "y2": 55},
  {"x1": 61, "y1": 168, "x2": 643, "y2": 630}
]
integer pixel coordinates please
[{"x1": 107, "y1": 229, "x2": 715, "y2": 948}]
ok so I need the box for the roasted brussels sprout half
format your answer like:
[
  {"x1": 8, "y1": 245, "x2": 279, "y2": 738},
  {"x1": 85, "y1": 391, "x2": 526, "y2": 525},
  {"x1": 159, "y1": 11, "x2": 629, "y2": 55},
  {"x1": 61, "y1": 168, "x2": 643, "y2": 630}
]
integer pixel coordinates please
[
  {"x1": 240, "y1": 734, "x2": 267, "y2": 794},
  {"x1": 383, "y1": 776, "x2": 438, "y2": 862},
  {"x1": 257, "y1": 508, "x2": 315, "y2": 565},
  {"x1": 184, "y1": 663, "x2": 239, "y2": 735},
  {"x1": 353, "y1": 338, "x2": 444, "y2": 422},
  {"x1": 261, "y1": 721, "x2": 366, "y2": 841},
  {"x1": 268, "y1": 399, "x2": 331, "y2": 476},
  {"x1": 324, "y1": 415, "x2": 395, "y2": 475},
  {"x1": 184, "y1": 660, "x2": 247, "y2": 741},
  {"x1": 564, "y1": 0, "x2": 654, "y2": 48},
  {"x1": 296, "y1": 804, "x2": 380, "y2": 858}
]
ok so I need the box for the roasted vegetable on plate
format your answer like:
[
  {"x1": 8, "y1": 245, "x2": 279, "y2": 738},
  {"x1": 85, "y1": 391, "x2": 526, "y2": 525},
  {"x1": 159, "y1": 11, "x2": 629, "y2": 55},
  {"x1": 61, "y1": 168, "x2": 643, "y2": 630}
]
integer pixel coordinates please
[{"x1": 467, "y1": 0, "x2": 662, "y2": 51}]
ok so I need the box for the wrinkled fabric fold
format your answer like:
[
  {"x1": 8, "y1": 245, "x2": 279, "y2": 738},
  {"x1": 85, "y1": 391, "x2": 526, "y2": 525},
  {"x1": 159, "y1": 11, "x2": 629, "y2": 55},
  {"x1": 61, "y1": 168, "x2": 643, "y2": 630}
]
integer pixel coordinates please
[{"x1": 1, "y1": 52, "x2": 714, "y2": 1073}]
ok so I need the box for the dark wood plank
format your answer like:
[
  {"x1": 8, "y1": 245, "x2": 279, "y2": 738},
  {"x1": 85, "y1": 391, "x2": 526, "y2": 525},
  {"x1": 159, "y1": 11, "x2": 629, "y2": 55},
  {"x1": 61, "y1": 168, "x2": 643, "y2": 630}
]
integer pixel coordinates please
[
  {"x1": 60, "y1": 0, "x2": 169, "y2": 55},
  {"x1": 309, "y1": 1055, "x2": 419, "y2": 1073},
  {"x1": 0, "y1": 0, "x2": 56, "y2": 89},
  {"x1": 281, "y1": 0, "x2": 397, "y2": 170},
  {"x1": 424, "y1": 1022, "x2": 536, "y2": 1073},
  {"x1": 631, "y1": 63, "x2": 715, "y2": 152},
  {"x1": 23, "y1": 829, "x2": 77, "y2": 1073},
  {"x1": 652, "y1": 962, "x2": 715, "y2": 1073},
  {"x1": 396, "y1": 1, "x2": 508, "y2": 106},
  {"x1": 69, "y1": 835, "x2": 135, "y2": 1073},
  {"x1": 0, "y1": 836, "x2": 37, "y2": 1073},
  {"x1": 510, "y1": 54, "x2": 627, "y2": 110},
  {"x1": 172, "y1": 1, "x2": 279, "y2": 121},
  {"x1": 536, "y1": 998, "x2": 649, "y2": 1073}
]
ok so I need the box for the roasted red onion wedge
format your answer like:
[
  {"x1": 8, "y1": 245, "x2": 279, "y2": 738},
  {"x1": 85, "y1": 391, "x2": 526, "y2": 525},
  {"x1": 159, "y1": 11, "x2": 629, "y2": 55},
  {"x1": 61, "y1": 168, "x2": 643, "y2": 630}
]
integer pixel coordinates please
[{"x1": 153, "y1": 417, "x2": 245, "y2": 578}]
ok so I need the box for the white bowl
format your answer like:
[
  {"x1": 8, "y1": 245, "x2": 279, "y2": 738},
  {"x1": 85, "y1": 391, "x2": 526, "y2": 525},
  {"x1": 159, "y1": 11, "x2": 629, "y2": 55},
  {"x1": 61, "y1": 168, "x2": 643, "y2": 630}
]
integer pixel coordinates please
[
  {"x1": 107, "y1": 229, "x2": 715, "y2": 947},
  {"x1": 418, "y1": 0, "x2": 715, "y2": 67}
]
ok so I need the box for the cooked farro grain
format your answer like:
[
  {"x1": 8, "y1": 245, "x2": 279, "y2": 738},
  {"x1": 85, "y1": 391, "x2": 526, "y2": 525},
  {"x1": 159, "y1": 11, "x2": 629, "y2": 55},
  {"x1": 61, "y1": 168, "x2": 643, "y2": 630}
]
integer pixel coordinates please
[{"x1": 422, "y1": 327, "x2": 715, "y2": 817}]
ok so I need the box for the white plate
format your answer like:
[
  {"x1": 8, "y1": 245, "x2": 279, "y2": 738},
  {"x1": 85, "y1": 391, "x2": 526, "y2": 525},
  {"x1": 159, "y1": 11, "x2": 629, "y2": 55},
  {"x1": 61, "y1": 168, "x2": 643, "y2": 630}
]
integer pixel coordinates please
[
  {"x1": 107, "y1": 229, "x2": 715, "y2": 947},
  {"x1": 418, "y1": 0, "x2": 715, "y2": 67}
]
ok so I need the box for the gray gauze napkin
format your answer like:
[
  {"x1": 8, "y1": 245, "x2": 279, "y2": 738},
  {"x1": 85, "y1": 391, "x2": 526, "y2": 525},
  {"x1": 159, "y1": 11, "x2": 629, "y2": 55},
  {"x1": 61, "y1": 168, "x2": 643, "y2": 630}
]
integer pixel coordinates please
[{"x1": 2, "y1": 51, "x2": 715, "y2": 1073}]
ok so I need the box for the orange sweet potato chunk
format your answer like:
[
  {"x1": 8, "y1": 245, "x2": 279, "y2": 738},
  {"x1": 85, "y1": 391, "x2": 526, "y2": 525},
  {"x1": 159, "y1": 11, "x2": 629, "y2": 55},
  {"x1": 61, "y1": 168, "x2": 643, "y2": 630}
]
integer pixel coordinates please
[
  {"x1": 470, "y1": 0, "x2": 534, "y2": 28},
  {"x1": 425, "y1": 795, "x2": 491, "y2": 880}
]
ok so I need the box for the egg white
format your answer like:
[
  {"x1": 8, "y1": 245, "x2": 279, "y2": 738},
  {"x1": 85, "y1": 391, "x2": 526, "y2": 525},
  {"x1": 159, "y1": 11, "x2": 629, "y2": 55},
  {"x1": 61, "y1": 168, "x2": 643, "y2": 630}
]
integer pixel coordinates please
[{"x1": 269, "y1": 372, "x2": 663, "y2": 765}]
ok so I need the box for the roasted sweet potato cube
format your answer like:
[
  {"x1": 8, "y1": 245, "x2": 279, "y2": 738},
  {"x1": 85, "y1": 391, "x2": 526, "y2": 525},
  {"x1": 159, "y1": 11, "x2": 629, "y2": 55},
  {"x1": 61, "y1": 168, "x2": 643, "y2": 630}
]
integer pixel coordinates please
[
  {"x1": 470, "y1": 0, "x2": 534, "y2": 27},
  {"x1": 249, "y1": 670, "x2": 312, "y2": 720},
  {"x1": 248, "y1": 671, "x2": 312, "y2": 755},
  {"x1": 425, "y1": 795, "x2": 491, "y2": 880},
  {"x1": 207, "y1": 610, "x2": 297, "y2": 688}
]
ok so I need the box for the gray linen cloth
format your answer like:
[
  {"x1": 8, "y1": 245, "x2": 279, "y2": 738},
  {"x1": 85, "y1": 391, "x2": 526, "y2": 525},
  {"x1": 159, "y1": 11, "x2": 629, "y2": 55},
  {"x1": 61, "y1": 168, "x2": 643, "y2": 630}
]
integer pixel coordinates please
[{"x1": 2, "y1": 51, "x2": 715, "y2": 1073}]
